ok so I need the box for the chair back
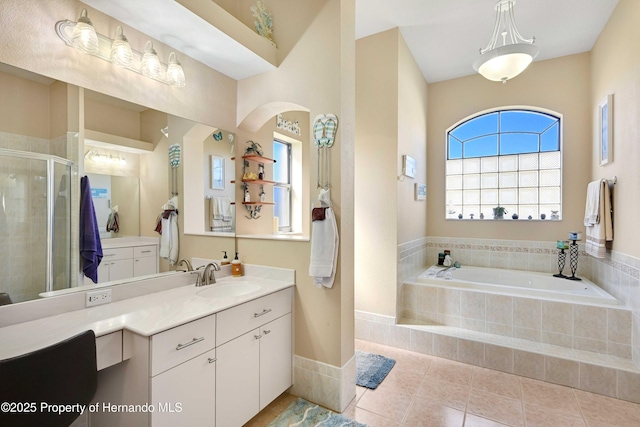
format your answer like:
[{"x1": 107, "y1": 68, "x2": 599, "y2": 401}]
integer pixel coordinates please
[{"x1": 0, "y1": 330, "x2": 98, "y2": 427}]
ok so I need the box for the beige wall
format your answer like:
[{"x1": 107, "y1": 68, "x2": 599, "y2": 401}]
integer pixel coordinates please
[
  {"x1": 590, "y1": 0, "x2": 640, "y2": 259},
  {"x1": 355, "y1": 29, "x2": 428, "y2": 317},
  {"x1": 427, "y1": 53, "x2": 592, "y2": 241},
  {"x1": 84, "y1": 98, "x2": 142, "y2": 141},
  {"x1": 236, "y1": 0, "x2": 355, "y2": 368},
  {"x1": 0, "y1": 70, "x2": 51, "y2": 139},
  {"x1": 355, "y1": 30, "x2": 399, "y2": 317},
  {"x1": 397, "y1": 33, "x2": 428, "y2": 244}
]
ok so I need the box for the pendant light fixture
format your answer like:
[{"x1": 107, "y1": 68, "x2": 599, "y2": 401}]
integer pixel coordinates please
[{"x1": 473, "y1": 0, "x2": 538, "y2": 84}]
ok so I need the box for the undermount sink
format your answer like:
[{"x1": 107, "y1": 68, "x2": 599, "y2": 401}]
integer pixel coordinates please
[{"x1": 196, "y1": 282, "x2": 261, "y2": 299}]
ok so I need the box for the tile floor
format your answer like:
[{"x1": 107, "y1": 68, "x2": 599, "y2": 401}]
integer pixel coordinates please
[{"x1": 245, "y1": 339, "x2": 640, "y2": 427}]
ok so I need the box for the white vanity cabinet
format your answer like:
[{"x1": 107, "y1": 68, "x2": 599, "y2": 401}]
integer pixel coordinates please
[
  {"x1": 133, "y1": 245, "x2": 158, "y2": 277},
  {"x1": 216, "y1": 288, "x2": 293, "y2": 427},
  {"x1": 87, "y1": 242, "x2": 159, "y2": 285},
  {"x1": 149, "y1": 314, "x2": 217, "y2": 427},
  {"x1": 89, "y1": 284, "x2": 294, "y2": 427},
  {"x1": 98, "y1": 247, "x2": 134, "y2": 283}
]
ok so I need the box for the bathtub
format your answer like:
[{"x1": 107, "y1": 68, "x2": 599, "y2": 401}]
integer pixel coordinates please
[{"x1": 417, "y1": 265, "x2": 618, "y2": 306}]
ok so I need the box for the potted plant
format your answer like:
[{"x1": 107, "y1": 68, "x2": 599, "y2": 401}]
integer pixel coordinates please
[{"x1": 493, "y1": 206, "x2": 507, "y2": 219}]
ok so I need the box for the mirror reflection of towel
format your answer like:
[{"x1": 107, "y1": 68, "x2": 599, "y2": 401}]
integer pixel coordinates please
[
  {"x1": 80, "y1": 176, "x2": 103, "y2": 283},
  {"x1": 209, "y1": 197, "x2": 232, "y2": 231}
]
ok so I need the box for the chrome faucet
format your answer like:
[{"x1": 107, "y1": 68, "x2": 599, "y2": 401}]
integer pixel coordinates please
[
  {"x1": 436, "y1": 265, "x2": 456, "y2": 278},
  {"x1": 195, "y1": 262, "x2": 221, "y2": 286},
  {"x1": 176, "y1": 259, "x2": 193, "y2": 272}
]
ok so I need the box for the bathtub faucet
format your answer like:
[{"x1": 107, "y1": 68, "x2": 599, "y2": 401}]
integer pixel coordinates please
[{"x1": 436, "y1": 265, "x2": 456, "y2": 278}]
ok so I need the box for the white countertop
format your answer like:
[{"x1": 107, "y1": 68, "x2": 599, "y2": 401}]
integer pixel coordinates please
[
  {"x1": 0, "y1": 274, "x2": 294, "y2": 361},
  {"x1": 101, "y1": 236, "x2": 160, "y2": 249}
]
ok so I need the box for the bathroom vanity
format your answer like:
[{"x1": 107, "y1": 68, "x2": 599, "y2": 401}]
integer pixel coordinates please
[
  {"x1": 0, "y1": 267, "x2": 294, "y2": 427},
  {"x1": 84, "y1": 238, "x2": 160, "y2": 285}
]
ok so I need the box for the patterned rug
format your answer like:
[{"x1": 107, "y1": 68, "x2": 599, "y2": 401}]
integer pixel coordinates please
[
  {"x1": 267, "y1": 398, "x2": 367, "y2": 427},
  {"x1": 355, "y1": 351, "x2": 396, "y2": 389}
]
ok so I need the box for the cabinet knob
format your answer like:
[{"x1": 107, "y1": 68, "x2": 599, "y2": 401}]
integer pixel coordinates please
[
  {"x1": 208, "y1": 357, "x2": 216, "y2": 364},
  {"x1": 263, "y1": 330, "x2": 271, "y2": 335},
  {"x1": 254, "y1": 334, "x2": 262, "y2": 340}
]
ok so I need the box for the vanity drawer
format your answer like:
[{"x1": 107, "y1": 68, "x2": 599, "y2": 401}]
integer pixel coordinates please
[
  {"x1": 102, "y1": 247, "x2": 134, "y2": 261},
  {"x1": 217, "y1": 288, "x2": 292, "y2": 346},
  {"x1": 96, "y1": 330, "x2": 123, "y2": 370},
  {"x1": 150, "y1": 314, "x2": 216, "y2": 376},
  {"x1": 134, "y1": 245, "x2": 157, "y2": 258}
]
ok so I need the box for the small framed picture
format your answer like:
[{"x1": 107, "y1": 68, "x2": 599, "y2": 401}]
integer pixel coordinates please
[
  {"x1": 415, "y1": 183, "x2": 426, "y2": 201},
  {"x1": 599, "y1": 94, "x2": 613, "y2": 166},
  {"x1": 403, "y1": 155, "x2": 416, "y2": 178},
  {"x1": 211, "y1": 155, "x2": 225, "y2": 189}
]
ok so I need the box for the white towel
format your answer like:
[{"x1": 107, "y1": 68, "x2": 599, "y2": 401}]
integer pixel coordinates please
[
  {"x1": 209, "y1": 197, "x2": 233, "y2": 230},
  {"x1": 584, "y1": 180, "x2": 601, "y2": 226},
  {"x1": 159, "y1": 196, "x2": 179, "y2": 264},
  {"x1": 585, "y1": 180, "x2": 613, "y2": 258},
  {"x1": 217, "y1": 197, "x2": 233, "y2": 221},
  {"x1": 309, "y1": 205, "x2": 339, "y2": 289}
]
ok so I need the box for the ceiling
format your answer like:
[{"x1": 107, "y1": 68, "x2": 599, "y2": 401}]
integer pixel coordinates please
[
  {"x1": 356, "y1": 0, "x2": 619, "y2": 82},
  {"x1": 80, "y1": 0, "x2": 619, "y2": 83}
]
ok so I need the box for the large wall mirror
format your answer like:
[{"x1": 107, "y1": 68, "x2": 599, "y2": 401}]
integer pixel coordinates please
[
  {"x1": 183, "y1": 124, "x2": 236, "y2": 236},
  {"x1": 0, "y1": 62, "x2": 236, "y2": 305}
]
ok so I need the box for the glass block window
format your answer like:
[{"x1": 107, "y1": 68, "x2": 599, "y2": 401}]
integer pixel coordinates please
[{"x1": 446, "y1": 108, "x2": 562, "y2": 220}]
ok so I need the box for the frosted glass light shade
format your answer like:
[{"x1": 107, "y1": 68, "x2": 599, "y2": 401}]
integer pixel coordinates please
[
  {"x1": 140, "y1": 41, "x2": 162, "y2": 79},
  {"x1": 110, "y1": 26, "x2": 133, "y2": 68},
  {"x1": 473, "y1": 43, "x2": 539, "y2": 83},
  {"x1": 70, "y1": 9, "x2": 98, "y2": 54},
  {"x1": 166, "y1": 52, "x2": 186, "y2": 87}
]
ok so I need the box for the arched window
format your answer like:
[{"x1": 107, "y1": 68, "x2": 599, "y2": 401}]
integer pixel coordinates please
[{"x1": 446, "y1": 108, "x2": 562, "y2": 220}]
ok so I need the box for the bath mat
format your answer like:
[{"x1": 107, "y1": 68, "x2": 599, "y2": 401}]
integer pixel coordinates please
[
  {"x1": 355, "y1": 351, "x2": 396, "y2": 389},
  {"x1": 267, "y1": 398, "x2": 368, "y2": 427}
]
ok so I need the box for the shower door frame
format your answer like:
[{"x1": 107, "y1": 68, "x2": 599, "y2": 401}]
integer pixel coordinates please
[{"x1": 0, "y1": 148, "x2": 74, "y2": 294}]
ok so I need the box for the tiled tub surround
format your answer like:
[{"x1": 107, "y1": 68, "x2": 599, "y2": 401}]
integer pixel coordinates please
[
  {"x1": 381, "y1": 237, "x2": 640, "y2": 403},
  {"x1": 355, "y1": 310, "x2": 640, "y2": 404},
  {"x1": 398, "y1": 238, "x2": 640, "y2": 360},
  {"x1": 401, "y1": 281, "x2": 632, "y2": 359}
]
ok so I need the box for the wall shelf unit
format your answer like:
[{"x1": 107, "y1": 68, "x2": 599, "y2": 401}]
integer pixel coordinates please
[{"x1": 241, "y1": 154, "x2": 276, "y2": 219}]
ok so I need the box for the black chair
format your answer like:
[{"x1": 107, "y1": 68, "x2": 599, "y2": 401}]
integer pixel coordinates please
[{"x1": 0, "y1": 330, "x2": 98, "y2": 427}]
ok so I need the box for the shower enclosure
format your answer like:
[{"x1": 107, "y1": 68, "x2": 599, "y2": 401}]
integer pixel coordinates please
[{"x1": 0, "y1": 148, "x2": 73, "y2": 303}]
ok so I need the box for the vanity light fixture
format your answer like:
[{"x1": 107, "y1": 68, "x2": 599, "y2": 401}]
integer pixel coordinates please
[
  {"x1": 70, "y1": 9, "x2": 99, "y2": 54},
  {"x1": 140, "y1": 41, "x2": 162, "y2": 79},
  {"x1": 84, "y1": 149, "x2": 126, "y2": 166},
  {"x1": 56, "y1": 9, "x2": 186, "y2": 87},
  {"x1": 473, "y1": 0, "x2": 538, "y2": 84},
  {"x1": 166, "y1": 52, "x2": 186, "y2": 87},
  {"x1": 110, "y1": 26, "x2": 133, "y2": 68}
]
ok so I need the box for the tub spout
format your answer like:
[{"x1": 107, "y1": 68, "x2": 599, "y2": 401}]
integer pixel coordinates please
[{"x1": 436, "y1": 265, "x2": 456, "y2": 278}]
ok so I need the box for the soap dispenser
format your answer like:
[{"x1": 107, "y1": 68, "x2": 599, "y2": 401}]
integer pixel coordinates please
[
  {"x1": 221, "y1": 251, "x2": 230, "y2": 266},
  {"x1": 231, "y1": 252, "x2": 243, "y2": 277}
]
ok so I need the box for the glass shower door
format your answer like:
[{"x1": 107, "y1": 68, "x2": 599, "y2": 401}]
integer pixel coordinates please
[
  {"x1": 0, "y1": 149, "x2": 72, "y2": 303},
  {"x1": 0, "y1": 155, "x2": 48, "y2": 302},
  {"x1": 52, "y1": 160, "x2": 71, "y2": 292}
]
